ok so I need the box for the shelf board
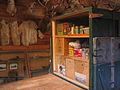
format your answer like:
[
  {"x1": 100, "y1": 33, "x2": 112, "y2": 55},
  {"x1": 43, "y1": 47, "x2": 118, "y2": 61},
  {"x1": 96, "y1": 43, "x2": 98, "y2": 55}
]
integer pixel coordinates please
[
  {"x1": 52, "y1": 8, "x2": 89, "y2": 20},
  {"x1": 64, "y1": 56, "x2": 89, "y2": 63},
  {"x1": 0, "y1": 45, "x2": 49, "y2": 52},
  {"x1": 53, "y1": 72, "x2": 89, "y2": 89},
  {"x1": 55, "y1": 34, "x2": 89, "y2": 38}
]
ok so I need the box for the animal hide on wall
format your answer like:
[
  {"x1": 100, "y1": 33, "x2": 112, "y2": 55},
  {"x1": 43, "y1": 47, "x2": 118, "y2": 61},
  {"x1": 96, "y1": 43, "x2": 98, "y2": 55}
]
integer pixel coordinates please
[
  {"x1": 28, "y1": 2, "x2": 36, "y2": 15},
  {"x1": 0, "y1": 20, "x2": 10, "y2": 46},
  {"x1": 38, "y1": 30, "x2": 44, "y2": 39},
  {"x1": 28, "y1": 20, "x2": 38, "y2": 45},
  {"x1": 7, "y1": 0, "x2": 17, "y2": 16},
  {"x1": 19, "y1": 21, "x2": 30, "y2": 46},
  {"x1": 10, "y1": 21, "x2": 20, "y2": 46},
  {"x1": 27, "y1": 2, "x2": 46, "y2": 17},
  {"x1": 19, "y1": 20, "x2": 44, "y2": 46}
]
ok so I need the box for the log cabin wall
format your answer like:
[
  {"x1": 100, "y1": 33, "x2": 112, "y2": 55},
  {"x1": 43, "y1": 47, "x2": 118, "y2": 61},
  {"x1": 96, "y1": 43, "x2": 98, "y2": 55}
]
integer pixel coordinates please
[
  {"x1": 0, "y1": 0, "x2": 120, "y2": 84},
  {"x1": 0, "y1": 0, "x2": 50, "y2": 84}
]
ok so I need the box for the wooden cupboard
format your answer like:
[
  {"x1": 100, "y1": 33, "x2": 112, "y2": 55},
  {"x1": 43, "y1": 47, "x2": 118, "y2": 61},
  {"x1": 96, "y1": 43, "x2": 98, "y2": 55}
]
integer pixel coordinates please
[{"x1": 51, "y1": 8, "x2": 120, "y2": 90}]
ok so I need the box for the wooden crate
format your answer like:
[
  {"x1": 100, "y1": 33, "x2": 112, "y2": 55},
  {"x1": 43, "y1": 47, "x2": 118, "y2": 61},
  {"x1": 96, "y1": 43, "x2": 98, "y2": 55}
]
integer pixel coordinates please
[
  {"x1": 66, "y1": 58, "x2": 75, "y2": 80},
  {"x1": 74, "y1": 60, "x2": 89, "y2": 86},
  {"x1": 55, "y1": 55, "x2": 65, "y2": 73},
  {"x1": 55, "y1": 38, "x2": 65, "y2": 55}
]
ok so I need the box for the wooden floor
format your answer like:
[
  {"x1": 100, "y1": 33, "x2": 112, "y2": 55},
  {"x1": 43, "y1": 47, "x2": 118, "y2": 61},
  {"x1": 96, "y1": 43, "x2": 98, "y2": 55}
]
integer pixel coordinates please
[{"x1": 0, "y1": 74, "x2": 83, "y2": 90}]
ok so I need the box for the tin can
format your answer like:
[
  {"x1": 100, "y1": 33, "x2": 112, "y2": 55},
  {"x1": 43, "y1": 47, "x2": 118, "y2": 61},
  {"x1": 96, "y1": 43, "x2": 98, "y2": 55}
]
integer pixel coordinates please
[
  {"x1": 69, "y1": 47, "x2": 74, "y2": 56},
  {"x1": 74, "y1": 47, "x2": 82, "y2": 57}
]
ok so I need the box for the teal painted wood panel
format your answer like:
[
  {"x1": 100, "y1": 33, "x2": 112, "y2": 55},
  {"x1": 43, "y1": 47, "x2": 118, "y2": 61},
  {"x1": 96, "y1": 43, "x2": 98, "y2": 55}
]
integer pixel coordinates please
[
  {"x1": 93, "y1": 37, "x2": 120, "y2": 90},
  {"x1": 95, "y1": 61, "x2": 120, "y2": 90}
]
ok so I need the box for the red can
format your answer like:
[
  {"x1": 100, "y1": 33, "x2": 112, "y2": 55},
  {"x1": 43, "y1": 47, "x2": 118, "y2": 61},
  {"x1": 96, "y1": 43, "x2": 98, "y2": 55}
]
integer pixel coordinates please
[{"x1": 74, "y1": 48, "x2": 82, "y2": 57}]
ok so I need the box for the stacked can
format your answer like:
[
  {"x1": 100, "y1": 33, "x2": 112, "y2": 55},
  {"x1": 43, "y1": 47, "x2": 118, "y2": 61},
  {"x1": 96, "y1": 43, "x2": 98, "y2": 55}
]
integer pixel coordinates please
[
  {"x1": 69, "y1": 41, "x2": 82, "y2": 57},
  {"x1": 69, "y1": 46, "x2": 74, "y2": 56}
]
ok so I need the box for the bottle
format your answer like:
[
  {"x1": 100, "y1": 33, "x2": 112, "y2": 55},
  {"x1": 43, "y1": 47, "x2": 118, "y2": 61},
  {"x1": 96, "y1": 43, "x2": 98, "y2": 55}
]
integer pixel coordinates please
[
  {"x1": 80, "y1": 25, "x2": 84, "y2": 34},
  {"x1": 71, "y1": 24, "x2": 75, "y2": 34},
  {"x1": 82, "y1": 48, "x2": 86, "y2": 58},
  {"x1": 75, "y1": 26, "x2": 79, "y2": 34}
]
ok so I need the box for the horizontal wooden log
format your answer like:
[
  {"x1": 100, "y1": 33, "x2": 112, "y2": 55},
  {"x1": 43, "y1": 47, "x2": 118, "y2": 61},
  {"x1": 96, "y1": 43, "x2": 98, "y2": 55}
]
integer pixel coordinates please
[
  {"x1": 0, "y1": 45, "x2": 50, "y2": 51},
  {"x1": 30, "y1": 59, "x2": 50, "y2": 70}
]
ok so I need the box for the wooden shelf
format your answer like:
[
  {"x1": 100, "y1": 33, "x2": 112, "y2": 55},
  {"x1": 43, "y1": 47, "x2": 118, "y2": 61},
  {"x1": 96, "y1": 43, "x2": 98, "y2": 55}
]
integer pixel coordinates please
[
  {"x1": 52, "y1": 8, "x2": 89, "y2": 21},
  {"x1": 55, "y1": 34, "x2": 89, "y2": 38},
  {"x1": 0, "y1": 46, "x2": 26, "y2": 51},
  {"x1": 64, "y1": 56, "x2": 89, "y2": 63},
  {"x1": 0, "y1": 45, "x2": 49, "y2": 52},
  {"x1": 52, "y1": 8, "x2": 91, "y2": 89}
]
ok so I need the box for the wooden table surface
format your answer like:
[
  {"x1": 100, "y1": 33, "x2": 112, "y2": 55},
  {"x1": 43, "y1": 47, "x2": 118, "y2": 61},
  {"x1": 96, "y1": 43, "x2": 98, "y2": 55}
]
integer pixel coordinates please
[{"x1": 0, "y1": 74, "x2": 83, "y2": 90}]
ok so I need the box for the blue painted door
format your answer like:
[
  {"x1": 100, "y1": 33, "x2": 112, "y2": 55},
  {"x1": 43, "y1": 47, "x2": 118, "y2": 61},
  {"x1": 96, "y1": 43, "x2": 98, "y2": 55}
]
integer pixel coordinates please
[{"x1": 93, "y1": 37, "x2": 120, "y2": 90}]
